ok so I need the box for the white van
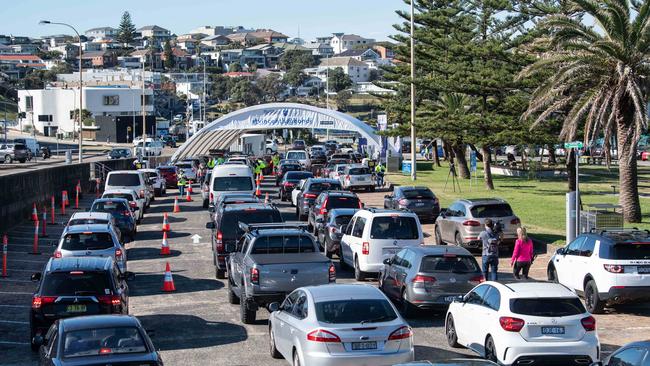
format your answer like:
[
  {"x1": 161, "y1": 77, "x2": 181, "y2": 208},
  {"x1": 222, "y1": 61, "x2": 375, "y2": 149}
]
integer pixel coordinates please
[
  {"x1": 104, "y1": 171, "x2": 150, "y2": 208},
  {"x1": 209, "y1": 165, "x2": 255, "y2": 207},
  {"x1": 13, "y1": 137, "x2": 39, "y2": 156},
  {"x1": 286, "y1": 150, "x2": 311, "y2": 169},
  {"x1": 134, "y1": 139, "x2": 163, "y2": 157}
]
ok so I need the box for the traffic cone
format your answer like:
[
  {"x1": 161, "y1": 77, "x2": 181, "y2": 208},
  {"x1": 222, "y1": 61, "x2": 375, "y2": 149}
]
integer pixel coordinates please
[
  {"x1": 63, "y1": 191, "x2": 69, "y2": 207},
  {"x1": 162, "y1": 262, "x2": 176, "y2": 292},
  {"x1": 162, "y1": 213, "x2": 171, "y2": 232},
  {"x1": 264, "y1": 192, "x2": 269, "y2": 204},
  {"x1": 188, "y1": 181, "x2": 193, "y2": 194},
  {"x1": 31, "y1": 203, "x2": 38, "y2": 221},
  {"x1": 186, "y1": 189, "x2": 192, "y2": 202},
  {"x1": 173, "y1": 197, "x2": 180, "y2": 213},
  {"x1": 255, "y1": 180, "x2": 261, "y2": 197},
  {"x1": 160, "y1": 231, "x2": 171, "y2": 255}
]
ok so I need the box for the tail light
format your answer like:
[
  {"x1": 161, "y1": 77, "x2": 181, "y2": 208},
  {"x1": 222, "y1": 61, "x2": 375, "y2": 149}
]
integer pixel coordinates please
[
  {"x1": 346, "y1": 175, "x2": 350, "y2": 181},
  {"x1": 398, "y1": 199, "x2": 408, "y2": 206},
  {"x1": 115, "y1": 248, "x2": 123, "y2": 259},
  {"x1": 53, "y1": 250, "x2": 62, "y2": 258},
  {"x1": 362, "y1": 242, "x2": 369, "y2": 255},
  {"x1": 304, "y1": 193, "x2": 317, "y2": 199},
  {"x1": 604, "y1": 264, "x2": 624, "y2": 273},
  {"x1": 462, "y1": 220, "x2": 481, "y2": 227},
  {"x1": 129, "y1": 201, "x2": 137, "y2": 208},
  {"x1": 216, "y1": 231, "x2": 224, "y2": 252},
  {"x1": 307, "y1": 329, "x2": 341, "y2": 343},
  {"x1": 328, "y1": 263, "x2": 336, "y2": 282},
  {"x1": 139, "y1": 190, "x2": 145, "y2": 198},
  {"x1": 358, "y1": 200, "x2": 363, "y2": 209},
  {"x1": 319, "y1": 198, "x2": 329, "y2": 215},
  {"x1": 511, "y1": 218, "x2": 521, "y2": 225},
  {"x1": 412, "y1": 275, "x2": 437, "y2": 290},
  {"x1": 98, "y1": 295, "x2": 121, "y2": 306},
  {"x1": 388, "y1": 326, "x2": 413, "y2": 340},
  {"x1": 32, "y1": 296, "x2": 56, "y2": 309},
  {"x1": 250, "y1": 267, "x2": 259, "y2": 285},
  {"x1": 329, "y1": 226, "x2": 338, "y2": 234},
  {"x1": 469, "y1": 275, "x2": 485, "y2": 284},
  {"x1": 122, "y1": 210, "x2": 131, "y2": 217},
  {"x1": 581, "y1": 316, "x2": 596, "y2": 331},
  {"x1": 283, "y1": 182, "x2": 294, "y2": 188},
  {"x1": 499, "y1": 317, "x2": 525, "y2": 332},
  {"x1": 210, "y1": 192, "x2": 214, "y2": 203}
]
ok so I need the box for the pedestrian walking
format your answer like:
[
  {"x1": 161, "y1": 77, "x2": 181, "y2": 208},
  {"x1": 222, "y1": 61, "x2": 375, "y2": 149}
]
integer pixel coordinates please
[
  {"x1": 511, "y1": 227, "x2": 534, "y2": 280},
  {"x1": 479, "y1": 219, "x2": 499, "y2": 281}
]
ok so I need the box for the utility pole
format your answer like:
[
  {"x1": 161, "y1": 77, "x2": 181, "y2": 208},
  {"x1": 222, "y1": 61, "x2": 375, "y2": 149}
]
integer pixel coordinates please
[
  {"x1": 141, "y1": 58, "x2": 147, "y2": 156},
  {"x1": 409, "y1": 0, "x2": 417, "y2": 181}
]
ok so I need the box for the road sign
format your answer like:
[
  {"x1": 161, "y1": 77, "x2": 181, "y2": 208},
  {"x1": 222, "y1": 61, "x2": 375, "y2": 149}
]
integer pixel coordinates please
[
  {"x1": 564, "y1": 141, "x2": 583, "y2": 149},
  {"x1": 470, "y1": 151, "x2": 477, "y2": 172}
]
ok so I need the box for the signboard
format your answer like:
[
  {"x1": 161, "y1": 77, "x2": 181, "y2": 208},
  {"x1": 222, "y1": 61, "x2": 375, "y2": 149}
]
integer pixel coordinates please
[
  {"x1": 320, "y1": 120, "x2": 334, "y2": 126},
  {"x1": 377, "y1": 114, "x2": 387, "y2": 131},
  {"x1": 402, "y1": 160, "x2": 412, "y2": 174},
  {"x1": 470, "y1": 151, "x2": 477, "y2": 172},
  {"x1": 564, "y1": 141, "x2": 583, "y2": 149}
]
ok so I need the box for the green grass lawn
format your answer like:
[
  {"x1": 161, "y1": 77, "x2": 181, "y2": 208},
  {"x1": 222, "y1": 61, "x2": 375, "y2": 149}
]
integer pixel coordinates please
[{"x1": 388, "y1": 161, "x2": 650, "y2": 245}]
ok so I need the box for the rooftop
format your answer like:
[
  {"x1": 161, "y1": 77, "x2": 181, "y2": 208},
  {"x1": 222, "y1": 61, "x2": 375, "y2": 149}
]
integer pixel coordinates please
[{"x1": 319, "y1": 56, "x2": 367, "y2": 68}]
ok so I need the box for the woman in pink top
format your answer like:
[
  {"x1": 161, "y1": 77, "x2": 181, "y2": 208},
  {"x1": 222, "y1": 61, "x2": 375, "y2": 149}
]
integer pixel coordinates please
[{"x1": 511, "y1": 227, "x2": 534, "y2": 280}]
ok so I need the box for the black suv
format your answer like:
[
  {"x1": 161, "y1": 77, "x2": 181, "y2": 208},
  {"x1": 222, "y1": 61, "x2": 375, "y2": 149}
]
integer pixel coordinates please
[
  {"x1": 30, "y1": 257, "x2": 134, "y2": 351},
  {"x1": 207, "y1": 203, "x2": 283, "y2": 279},
  {"x1": 295, "y1": 178, "x2": 342, "y2": 221},
  {"x1": 308, "y1": 191, "x2": 361, "y2": 235},
  {"x1": 278, "y1": 171, "x2": 313, "y2": 202},
  {"x1": 275, "y1": 161, "x2": 303, "y2": 186}
]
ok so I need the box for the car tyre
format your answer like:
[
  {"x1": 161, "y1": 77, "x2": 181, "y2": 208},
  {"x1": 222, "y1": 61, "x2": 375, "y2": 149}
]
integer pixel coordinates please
[
  {"x1": 203, "y1": 199, "x2": 209, "y2": 209},
  {"x1": 154, "y1": 188, "x2": 161, "y2": 197},
  {"x1": 485, "y1": 336, "x2": 497, "y2": 362},
  {"x1": 547, "y1": 266, "x2": 558, "y2": 283},
  {"x1": 585, "y1": 280, "x2": 605, "y2": 314},
  {"x1": 454, "y1": 232, "x2": 463, "y2": 247},
  {"x1": 354, "y1": 257, "x2": 366, "y2": 281},
  {"x1": 240, "y1": 299, "x2": 256, "y2": 324},
  {"x1": 293, "y1": 350, "x2": 301, "y2": 366},
  {"x1": 400, "y1": 289, "x2": 416, "y2": 317},
  {"x1": 339, "y1": 247, "x2": 349, "y2": 270},
  {"x1": 4, "y1": 155, "x2": 11, "y2": 164},
  {"x1": 435, "y1": 226, "x2": 444, "y2": 245},
  {"x1": 446, "y1": 314, "x2": 461, "y2": 348},
  {"x1": 216, "y1": 267, "x2": 226, "y2": 279},
  {"x1": 228, "y1": 277, "x2": 240, "y2": 305},
  {"x1": 269, "y1": 325, "x2": 282, "y2": 359},
  {"x1": 30, "y1": 328, "x2": 39, "y2": 352}
]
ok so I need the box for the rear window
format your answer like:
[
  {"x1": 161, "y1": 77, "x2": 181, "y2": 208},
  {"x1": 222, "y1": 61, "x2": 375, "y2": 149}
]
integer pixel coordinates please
[
  {"x1": 220, "y1": 210, "x2": 283, "y2": 238},
  {"x1": 470, "y1": 203, "x2": 514, "y2": 218},
  {"x1": 419, "y1": 255, "x2": 480, "y2": 273},
  {"x1": 63, "y1": 327, "x2": 147, "y2": 358},
  {"x1": 370, "y1": 216, "x2": 419, "y2": 240},
  {"x1": 14, "y1": 143, "x2": 27, "y2": 149},
  {"x1": 333, "y1": 215, "x2": 354, "y2": 226},
  {"x1": 282, "y1": 164, "x2": 301, "y2": 171},
  {"x1": 402, "y1": 189, "x2": 434, "y2": 199},
  {"x1": 287, "y1": 151, "x2": 307, "y2": 160},
  {"x1": 607, "y1": 243, "x2": 650, "y2": 260},
  {"x1": 213, "y1": 177, "x2": 253, "y2": 191},
  {"x1": 308, "y1": 182, "x2": 341, "y2": 192},
  {"x1": 250, "y1": 235, "x2": 315, "y2": 254},
  {"x1": 349, "y1": 168, "x2": 369, "y2": 175},
  {"x1": 103, "y1": 193, "x2": 133, "y2": 201},
  {"x1": 143, "y1": 172, "x2": 157, "y2": 179},
  {"x1": 327, "y1": 196, "x2": 360, "y2": 209},
  {"x1": 68, "y1": 219, "x2": 109, "y2": 226},
  {"x1": 92, "y1": 201, "x2": 129, "y2": 213},
  {"x1": 315, "y1": 299, "x2": 398, "y2": 324},
  {"x1": 41, "y1": 271, "x2": 111, "y2": 297},
  {"x1": 510, "y1": 298, "x2": 586, "y2": 317},
  {"x1": 61, "y1": 232, "x2": 115, "y2": 251},
  {"x1": 107, "y1": 174, "x2": 141, "y2": 187},
  {"x1": 158, "y1": 167, "x2": 176, "y2": 173},
  {"x1": 176, "y1": 163, "x2": 192, "y2": 169}
]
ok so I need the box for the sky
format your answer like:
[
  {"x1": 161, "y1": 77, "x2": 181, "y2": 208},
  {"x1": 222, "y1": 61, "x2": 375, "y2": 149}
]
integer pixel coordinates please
[{"x1": 2, "y1": 0, "x2": 408, "y2": 41}]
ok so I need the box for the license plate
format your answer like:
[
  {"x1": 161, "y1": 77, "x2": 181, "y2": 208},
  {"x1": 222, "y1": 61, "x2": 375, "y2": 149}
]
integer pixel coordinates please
[
  {"x1": 638, "y1": 266, "x2": 650, "y2": 274},
  {"x1": 384, "y1": 248, "x2": 398, "y2": 255},
  {"x1": 443, "y1": 296, "x2": 456, "y2": 303},
  {"x1": 541, "y1": 326, "x2": 565, "y2": 335},
  {"x1": 415, "y1": 202, "x2": 425, "y2": 207},
  {"x1": 66, "y1": 304, "x2": 87, "y2": 313},
  {"x1": 352, "y1": 341, "x2": 377, "y2": 350}
]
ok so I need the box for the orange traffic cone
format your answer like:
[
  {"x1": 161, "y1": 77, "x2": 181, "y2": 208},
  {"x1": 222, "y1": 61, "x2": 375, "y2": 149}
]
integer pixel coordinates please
[
  {"x1": 173, "y1": 197, "x2": 180, "y2": 213},
  {"x1": 160, "y1": 231, "x2": 171, "y2": 255},
  {"x1": 264, "y1": 192, "x2": 269, "y2": 204},
  {"x1": 187, "y1": 181, "x2": 193, "y2": 194},
  {"x1": 31, "y1": 203, "x2": 38, "y2": 221},
  {"x1": 186, "y1": 189, "x2": 192, "y2": 202},
  {"x1": 162, "y1": 262, "x2": 176, "y2": 291},
  {"x1": 162, "y1": 213, "x2": 171, "y2": 232}
]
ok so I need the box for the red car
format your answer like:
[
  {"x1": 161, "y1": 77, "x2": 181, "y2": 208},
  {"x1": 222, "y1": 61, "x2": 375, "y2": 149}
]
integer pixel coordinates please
[
  {"x1": 642, "y1": 151, "x2": 650, "y2": 161},
  {"x1": 157, "y1": 165, "x2": 178, "y2": 188}
]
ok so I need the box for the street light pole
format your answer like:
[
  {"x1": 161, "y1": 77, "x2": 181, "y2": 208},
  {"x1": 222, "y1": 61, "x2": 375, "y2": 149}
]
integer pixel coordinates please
[
  {"x1": 141, "y1": 58, "x2": 147, "y2": 155},
  {"x1": 196, "y1": 57, "x2": 207, "y2": 124},
  {"x1": 409, "y1": 0, "x2": 417, "y2": 181},
  {"x1": 40, "y1": 20, "x2": 83, "y2": 162}
]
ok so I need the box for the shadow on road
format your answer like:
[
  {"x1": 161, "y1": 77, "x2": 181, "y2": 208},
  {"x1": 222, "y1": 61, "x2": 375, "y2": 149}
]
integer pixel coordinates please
[
  {"x1": 129, "y1": 273, "x2": 223, "y2": 296},
  {"x1": 137, "y1": 314, "x2": 248, "y2": 351},
  {"x1": 136, "y1": 230, "x2": 191, "y2": 240},
  {"x1": 415, "y1": 345, "x2": 476, "y2": 361},
  {"x1": 127, "y1": 247, "x2": 182, "y2": 260},
  {"x1": 139, "y1": 216, "x2": 188, "y2": 225}
]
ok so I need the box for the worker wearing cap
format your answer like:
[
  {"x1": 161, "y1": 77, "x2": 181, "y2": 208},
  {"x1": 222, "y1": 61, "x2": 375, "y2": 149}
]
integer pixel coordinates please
[{"x1": 177, "y1": 171, "x2": 187, "y2": 197}]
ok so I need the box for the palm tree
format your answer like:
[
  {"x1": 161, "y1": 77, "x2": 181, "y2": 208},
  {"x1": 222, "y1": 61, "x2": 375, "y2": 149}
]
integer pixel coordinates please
[{"x1": 520, "y1": 0, "x2": 648, "y2": 223}]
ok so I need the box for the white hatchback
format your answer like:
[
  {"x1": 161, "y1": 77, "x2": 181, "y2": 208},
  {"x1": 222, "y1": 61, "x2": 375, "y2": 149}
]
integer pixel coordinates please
[{"x1": 445, "y1": 281, "x2": 600, "y2": 365}]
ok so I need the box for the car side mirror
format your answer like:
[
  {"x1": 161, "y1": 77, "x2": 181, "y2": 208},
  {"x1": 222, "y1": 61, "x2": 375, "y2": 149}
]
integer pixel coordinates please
[
  {"x1": 453, "y1": 295, "x2": 465, "y2": 303},
  {"x1": 121, "y1": 271, "x2": 136, "y2": 281},
  {"x1": 31, "y1": 273, "x2": 41, "y2": 282},
  {"x1": 556, "y1": 247, "x2": 565, "y2": 255},
  {"x1": 208, "y1": 204, "x2": 215, "y2": 213},
  {"x1": 440, "y1": 209, "x2": 447, "y2": 218},
  {"x1": 267, "y1": 302, "x2": 280, "y2": 312},
  {"x1": 225, "y1": 243, "x2": 236, "y2": 253},
  {"x1": 383, "y1": 258, "x2": 392, "y2": 265},
  {"x1": 205, "y1": 222, "x2": 215, "y2": 230},
  {"x1": 32, "y1": 335, "x2": 44, "y2": 347}
]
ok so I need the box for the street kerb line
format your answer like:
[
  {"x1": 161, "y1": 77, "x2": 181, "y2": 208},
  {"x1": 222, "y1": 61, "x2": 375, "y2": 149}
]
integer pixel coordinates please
[
  {"x1": 0, "y1": 340, "x2": 30, "y2": 345},
  {"x1": 0, "y1": 320, "x2": 29, "y2": 324},
  {"x1": 0, "y1": 278, "x2": 33, "y2": 283},
  {"x1": 0, "y1": 291, "x2": 33, "y2": 295},
  {"x1": 0, "y1": 304, "x2": 29, "y2": 308}
]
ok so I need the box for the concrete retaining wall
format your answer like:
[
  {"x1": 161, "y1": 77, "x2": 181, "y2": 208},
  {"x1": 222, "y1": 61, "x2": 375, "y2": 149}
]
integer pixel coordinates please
[{"x1": 0, "y1": 158, "x2": 134, "y2": 232}]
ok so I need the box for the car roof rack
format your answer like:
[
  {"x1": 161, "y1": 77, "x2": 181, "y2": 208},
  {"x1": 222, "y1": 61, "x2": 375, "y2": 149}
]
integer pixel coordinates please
[{"x1": 238, "y1": 221, "x2": 309, "y2": 233}]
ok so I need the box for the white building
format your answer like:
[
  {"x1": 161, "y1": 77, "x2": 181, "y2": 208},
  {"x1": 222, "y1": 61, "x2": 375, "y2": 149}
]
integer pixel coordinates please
[
  {"x1": 303, "y1": 41, "x2": 334, "y2": 57},
  {"x1": 312, "y1": 56, "x2": 370, "y2": 83},
  {"x1": 330, "y1": 33, "x2": 375, "y2": 54},
  {"x1": 56, "y1": 69, "x2": 162, "y2": 88},
  {"x1": 17, "y1": 86, "x2": 154, "y2": 136},
  {"x1": 85, "y1": 27, "x2": 118, "y2": 40}
]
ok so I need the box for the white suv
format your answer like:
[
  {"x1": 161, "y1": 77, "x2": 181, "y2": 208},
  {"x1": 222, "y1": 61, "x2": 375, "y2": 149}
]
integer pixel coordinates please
[
  {"x1": 445, "y1": 282, "x2": 599, "y2": 365},
  {"x1": 139, "y1": 168, "x2": 166, "y2": 197},
  {"x1": 548, "y1": 229, "x2": 650, "y2": 313},
  {"x1": 340, "y1": 208, "x2": 423, "y2": 281},
  {"x1": 105, "y1": 171, "x2": 150, "y2": 208}
]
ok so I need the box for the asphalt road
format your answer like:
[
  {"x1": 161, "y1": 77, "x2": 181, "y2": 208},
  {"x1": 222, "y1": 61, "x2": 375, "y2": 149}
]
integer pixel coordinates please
[{"x1": 1, "y1": 176, "x2": 649, "y2": 365}]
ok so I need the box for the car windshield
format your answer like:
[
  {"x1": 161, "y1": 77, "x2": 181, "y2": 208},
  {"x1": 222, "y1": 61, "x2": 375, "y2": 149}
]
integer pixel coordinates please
[
  {"x1": 307, "y1": 182, "x2": 341, "y2": 192},
  {"x1": 333, "y1": 215, "x2": 354, "y2": 226},
  {"x1": 349, "y1": 168, "x2": 369, "y2": 175},
  {"x1": 250, "y1": 235, "x2": 315, "y2": 254},
  {"x1": 402, "y1": 189, "x2": 434, "y2": 199},
  {"x1": 213, "y1": 177, "x2": 253, "y2": 191},
  {"x1": 63, "y1": 327, "x2": 147, "y2": 358},
  {"x1": 68, "y1": 219, "x2": 109, "y2": 226},
  {"x1": 107, "y1": 174, "x2": 140, "y2": 186},
  {"x1": 315, "y1": 299, "x2": 398, "y2": 324},
  {"x1": 370, "y1": 216, "x2": 419, "y2": 240},
  {"x1": 92, "y1": 201, "x2": 129, "y2": 213},
  {"x1": 40, "y1": 271, "x2": 110, "y2": 296},
  {"x1": 609, "y1": 243, "x2": 650, "y2": 260},
  {"x1": 336, "y1": 166, "x2": 346, "y2": 172},
  {"x1": 61, "y1": 232, "x2": 114, "y2": 251},
  {"x1": 220, "y1": 210, "x2": 282, "y2": 239},
  {"x1": 110, "y1": 149, "x2": 126, "y2": 155},
  {"x1": 510, "y1": 298, "x2": 586, "y2": 317},
  {"x1": 287, "y1": 151, "x2": 306, "y2": 160},
  {"x1": 103, "y1": 193, "x2": 133, "y2": 202},
  {"x1": 419, "y1": 255, "x2": 480, "y2": 273},
  {"x1": 470, "y1": 203, "x2": 514, "y2": 218},
  {"x1": 327, "y1": 196, "x2": 360, "y2": 209},
  {"x1": 176, "y1": 163, "x2": 192, "y2": 169}
]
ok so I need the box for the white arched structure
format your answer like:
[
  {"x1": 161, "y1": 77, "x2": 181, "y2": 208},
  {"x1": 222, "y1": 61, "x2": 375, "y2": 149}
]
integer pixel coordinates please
[{"x1": 171, "y1": 103, "x2": 380, "y2": 162}]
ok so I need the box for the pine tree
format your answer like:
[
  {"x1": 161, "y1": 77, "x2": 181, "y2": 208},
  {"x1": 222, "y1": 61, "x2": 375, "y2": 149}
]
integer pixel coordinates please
[
  {"x1": 117, "y1": 11, "x2": 136, "y2": 46},
  {"x1": 163, "y1": 39, "x2": 175, "y2": 70}
]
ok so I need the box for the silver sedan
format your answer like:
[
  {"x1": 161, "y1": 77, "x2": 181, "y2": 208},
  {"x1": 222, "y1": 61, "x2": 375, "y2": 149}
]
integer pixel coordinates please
[{"x1": 268, "y1": 284, "x2": 414, "y2": 366}]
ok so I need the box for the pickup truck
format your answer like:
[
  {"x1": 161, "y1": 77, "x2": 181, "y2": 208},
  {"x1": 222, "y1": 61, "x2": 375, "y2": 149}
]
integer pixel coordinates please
[{"x1": 226, "y1": 222, "x2": 336, "y2": 324}]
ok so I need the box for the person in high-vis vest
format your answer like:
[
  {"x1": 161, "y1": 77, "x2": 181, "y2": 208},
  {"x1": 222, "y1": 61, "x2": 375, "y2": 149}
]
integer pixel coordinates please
[
  {"x1": 375, "y1": 162, "x2": 386, "y2": 187},
  {"x1": 271, "y1": 153, "x2": 280, "y2": 174},
  {"x1": 216, "y1": 156, "x2": 225, "y2": 165},
  {"x1": 207, "y1": 158, "x2": 216, "y2": 169},
  {"x1": 177, "y1": 172, "x2": 187, "y2": 197}
]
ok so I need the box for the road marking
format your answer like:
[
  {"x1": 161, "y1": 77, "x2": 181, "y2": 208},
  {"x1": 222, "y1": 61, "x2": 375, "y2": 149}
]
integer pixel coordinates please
[
  {"x1": 0, "y1": 291, "x2": 33, "y2": 295},
  {"x1": 0, "y1": 341, "x2": 29, "y2": 345},
  {"x1": 7, "y1": 259, "x2": 48, "y2": 264},
  {"x1": 0, "y1": 320, "x2": 29, "y2": 324},
  {"x1": 0, "y1": 278, "x2": 33, "y2": 283},
  {"x1": 0, "y1": 304, "x2": 29, "y2": 308}
]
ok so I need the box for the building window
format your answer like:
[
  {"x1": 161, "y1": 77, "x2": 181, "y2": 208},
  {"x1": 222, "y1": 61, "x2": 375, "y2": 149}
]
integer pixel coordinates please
[
  {"x1": 38, "y1": 115, "x2": 52, "y2": 122},
  {"x1": 103, "y1": 95, "x2": 119, "y2": 105},
  {"x1": 25, "y1": 96, "x2": 33, "y2": 112},
  {"x1": 140, "y1": 95, "x2": 153, "y2": 105}
]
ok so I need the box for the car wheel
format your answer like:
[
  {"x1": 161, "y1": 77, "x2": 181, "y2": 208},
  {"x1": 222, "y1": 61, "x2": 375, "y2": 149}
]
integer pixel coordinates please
[
  {"x1": 19, "y1": 159, "x2": 26, "y2": 163},
  {"x1": 485, "y1": 336, "x2": 497, "y2": 362},
  {"x1": 203, "y1": 199, "x2": 209, "y2": 209},
  {"x1": 269, "y1": 325, "x2": 282, "y2": 359},
  {"x1": 446, "y1": 314, "x2": 461, "y2": 348},
  {"x1": 30, "y1": 328, "x2": 39, "y2": 352},
  {"x1": 400, "y1": 289, "x2": 416, "y2": 317},
  {"x1": 547, "y1": 266, "x2": 558, "y2": 283},
  {"x1": 454, "y1": 232, "x2": 463, "y2": 247},
  {"x1": 435, "y1": 226, "x2": 444, "y2": 245},
  {"x1": 228, "y1": 277, "x2": 240, "y2": 305},
  {"x1": 293, "y1": 350, "x2": 301, "y2": 366},
  {"x1": 154, "y1": 188, "x2": 161, "y2": 197},
  {"x1": 339, "y1": 246, "x2": 349, "y2": 270},
  {"x1": 216, "y1": 268, "x2": 226, "y2": 280},
  {"x1": 3, "y1": 155, "x2": 10, "y2": 164},
  {"x1": 354, "y1": 257, "x2": 366, "y2": 281},
  {"x1": 266, "y1": 148, "x2": 272, "y2": 154},
  {"x1": 240, "y1": 299, "x2": 256, "y2": 324},
  {"x1": 585, "y1": 280, "x2": 605, "y2": 314}
]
